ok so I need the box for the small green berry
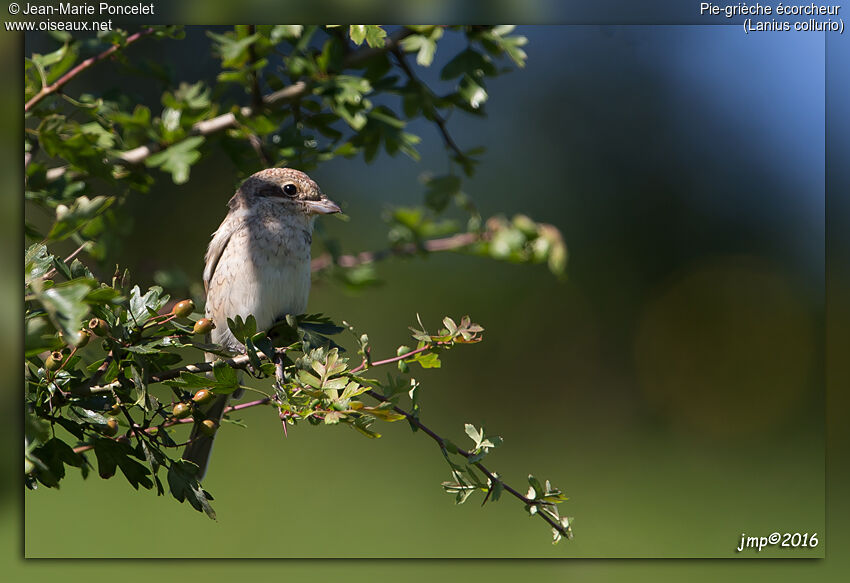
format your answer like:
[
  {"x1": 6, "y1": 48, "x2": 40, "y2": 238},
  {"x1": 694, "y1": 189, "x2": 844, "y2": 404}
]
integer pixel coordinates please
[
  {"x1": 193, "y1": 318, "x2": 215, "y2": 335},
  {"x1": 192, "y1": 389, "x2": 214, "y2": 405},
  {"x1": 88, "y1": 318, "x2": 109, "y2": 336},
  {"x1": 103, "y1": 418, "x2": 119, "y2": 436},
  {"x1": 44, "y1": 351, "x2": 63, "y2": 371},
  {"x1": 63, "y1": 329, "x2": 90, "y2": 348},
  {"x1": 172, "y1": 299, "x2": 195, "y2": 318},
  {"x1": 172, "y1": 402, "x2": 191, "y2": 419},
  {"x1": 199, "y1": 419, "x2": 218, "y2": 437}
]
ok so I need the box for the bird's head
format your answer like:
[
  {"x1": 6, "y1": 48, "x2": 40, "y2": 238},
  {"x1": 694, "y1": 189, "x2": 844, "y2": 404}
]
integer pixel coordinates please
[{"x1": 232, "y1": 168, "x2": 341, "y2": 216}]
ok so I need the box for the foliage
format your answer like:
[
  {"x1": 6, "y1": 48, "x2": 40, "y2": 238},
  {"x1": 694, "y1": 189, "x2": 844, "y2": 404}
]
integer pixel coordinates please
[{"x1": 24, "y1": 25, "x2": 571, "y2": 544}]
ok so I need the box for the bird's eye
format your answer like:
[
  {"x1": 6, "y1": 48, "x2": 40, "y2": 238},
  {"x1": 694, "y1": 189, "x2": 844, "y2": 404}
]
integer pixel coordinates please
[{"x1": 282, "y1": 183, "x2": 298, "y2": 197}]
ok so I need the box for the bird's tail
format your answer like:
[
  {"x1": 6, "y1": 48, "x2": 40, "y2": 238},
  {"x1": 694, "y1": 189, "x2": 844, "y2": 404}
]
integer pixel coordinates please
[{"x1": 182, "y1": 393, "x2": 230, "y2": 480}]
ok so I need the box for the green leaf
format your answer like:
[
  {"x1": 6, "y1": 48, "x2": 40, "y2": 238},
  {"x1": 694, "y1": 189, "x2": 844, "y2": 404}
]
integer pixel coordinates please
[
  {"x1": 165, "y1": 372, "x2": 216, "y2": 389},
  {"x1": 349, "y1": 25, "x2": 366, "y2": 46},
  {"x1": 33, "y1": 278, "x2": 95, "y2": 339},
  {"x1": 400, "y1": 28, "x2": 443, "y2": 67},
  {"x1": 25, "y1": 316, "x2": 62, "y2": 357},
  {"x1": 489, "y1": 480, "x2": 504, "y2": 503},
  {"x1": 465, "y1": 423, "x2": 482, "y2": 447},
  {"x1": 245, "y1": 336, "x2": 263, "y2": 370},
  {"x1": 458, "y1": 74, "x2": 488, "y2": 110},
  {"x1": 128, "y1": 285, "x2": 168, "y2": 327},
  {"x1": 93, "y1": 438, "x2": 153, "y2": 490},
  {"x1": 167, "y1": 460, "x2": 216, "y2": 519},
  {"x1": 31, "y1": 438, "x2": 83, "y2": 487},
  {"x1": 47, "y1": 196, "x2": 114, "y2": 241},
  {"x1": 440, "y1": 48, "x2": 497, "y2": 80},
  {"x1": 213, "y1": 362, "x2": 239, "y2": 392},
  {"x1": 527, "y1": 474, "x2": 543, "y2": 500},
  {"x1": 227, "y1": 314, "x2": 257, "y2": 343},
  {"x1": 69, "y1": 406, "x2": 110, "y2": 426},
  {"x1": 423, "y1": 175, "x2": 462, "y2": 213},
  {"x1": 412, "y1": 351, "x2": 441, "y2": 369},
  {"x1": 207, "y1": 31, "x2": 259, "y2": 68},
  {"x1": 324, "y1": 410, "x2": 344, "y2": 424},
  {"x1": 270, "y1": 25, "x2": 303, "y2": 43},
  {"x1": 25, "y1": 243, "x2": 53, "y2": 283},
  {"x1": 349, "y1": 25, "x2": 387, "y2": 48},
  {"x1": 491, "y1": 26, "x2": 528, "y2": 67},
  {"x1": 297, "y1": 369, "x2": 323, "y2": 389},
  {"x1": 363, "y1": 25, "x2": 387, "y2": 48},
  {"x1": 85, "y1": 286, "x2": 122, "y2": 304},
  {"x1": 145, "y1": 136, "x2": 205, "y2": 184}
]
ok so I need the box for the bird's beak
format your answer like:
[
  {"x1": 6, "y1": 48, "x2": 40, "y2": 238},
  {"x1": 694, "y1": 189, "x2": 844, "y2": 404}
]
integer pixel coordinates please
[{"x1": 305, "y1": 197, "x2": 341, "y2": 215}]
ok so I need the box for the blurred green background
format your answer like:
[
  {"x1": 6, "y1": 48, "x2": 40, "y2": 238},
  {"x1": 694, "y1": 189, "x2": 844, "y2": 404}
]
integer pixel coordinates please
[{"x1": 14, "y1": 22, "x2": 830, "y2": 566}]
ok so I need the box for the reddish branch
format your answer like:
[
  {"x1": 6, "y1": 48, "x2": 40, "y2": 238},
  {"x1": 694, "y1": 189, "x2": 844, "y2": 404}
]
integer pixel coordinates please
[{"x1": 25, "y1": 27, "x2": 155, "y2": 113}]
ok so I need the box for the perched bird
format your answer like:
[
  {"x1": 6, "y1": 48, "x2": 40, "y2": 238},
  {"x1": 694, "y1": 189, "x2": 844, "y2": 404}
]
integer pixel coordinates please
[{"x1": 182, "y1": 168, "x2": 340, "y2": 478}]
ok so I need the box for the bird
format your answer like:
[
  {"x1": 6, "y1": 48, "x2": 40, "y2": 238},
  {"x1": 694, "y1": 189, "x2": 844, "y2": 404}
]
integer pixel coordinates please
[{"x1": 182, "y1": 168, "x2": 340, "y2": 478}]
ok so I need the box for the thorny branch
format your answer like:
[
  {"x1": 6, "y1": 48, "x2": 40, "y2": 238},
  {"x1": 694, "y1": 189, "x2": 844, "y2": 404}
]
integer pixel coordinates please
[
  {"x1": 361, "y1": 389, "x2": 571, "y2": 539},
  {"x1": 73, "y1": 338, "x2": 571, "y2": 540}
]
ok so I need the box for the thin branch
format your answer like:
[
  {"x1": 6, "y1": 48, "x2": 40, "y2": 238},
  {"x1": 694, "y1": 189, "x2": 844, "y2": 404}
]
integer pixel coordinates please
[
  {"x1": 85, "y1": 350, "x2": 115, "y2": 390},
  {"x1": 392, "y1": 47, "x2": 467, "y2": 161},
  {"x1": 78, "y1": 349, "x2": 281, "y2": 396},
  {"x1": 41, "y1": 241, "x2": 90, "y2": 280},
  {"x1": 25, "y1": 27, "x2": 155, "y2": 113},
  {"x1": 248, "y1": 134, "x2": 272, "y2": 167},
  {"x1": 360, "y1": 388, "x2": 568, "y2": 537},
  {"x1": 350, "y1": 343, "x2": 443, "y2": 373},
  {"x1": 43, "y1": 28, "x2": 414, "y2": 182},
  {"x1": 311, "y1": 232, "x2": 483, "y2": 272}
]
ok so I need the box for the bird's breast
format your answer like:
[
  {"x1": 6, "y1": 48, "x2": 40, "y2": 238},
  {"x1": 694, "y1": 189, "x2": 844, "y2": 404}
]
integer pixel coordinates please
[{"x1": 207, "y1": 211, "x2": 314, "y2": 350}]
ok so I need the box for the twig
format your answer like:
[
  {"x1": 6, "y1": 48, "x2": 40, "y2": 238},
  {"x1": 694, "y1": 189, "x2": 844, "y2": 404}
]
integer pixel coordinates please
[
  {"x1": 71, "y1": 396, "x2": 272, "y2": 454},
  {"x1": 311, "y1": 232, "x2": 483, "y2": 272},
  {"x1": 392, "y1": 48, "x2": 467, "y2": 161},
  {"x1": 247, "y1": 134, "x2": 272, "y2": 167},
  {"x1": 84, "y1": 350, "x2": 114, "y2": 391},
  {"x1": 360, "y1": 388, "x2": 570, "y2": 538},
  {"x1": 79, "y1": 349, "x2": 282, "y2": 396},
  {"x1": 350, "y1": 343, "x2": 443, "y2": 373},
  {"x1": 41, "y1": 241, "x2": 89, "y2": 280},
  {"x1": 43, "y1": 28, "x2": 415, "y2": 182},
  {"x1": 25, "y1": 27, "x2": 155, "y2": 113}
]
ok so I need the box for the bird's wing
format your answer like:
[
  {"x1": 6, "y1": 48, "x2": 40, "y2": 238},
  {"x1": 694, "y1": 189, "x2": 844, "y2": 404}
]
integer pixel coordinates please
[{"x1": 203, "y1": 214, "x2": 243, "y2": 294}]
